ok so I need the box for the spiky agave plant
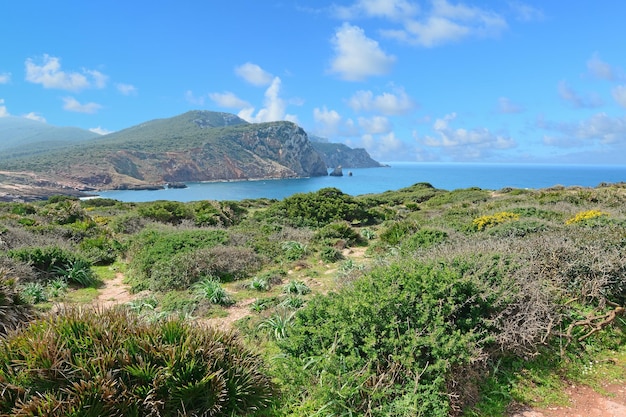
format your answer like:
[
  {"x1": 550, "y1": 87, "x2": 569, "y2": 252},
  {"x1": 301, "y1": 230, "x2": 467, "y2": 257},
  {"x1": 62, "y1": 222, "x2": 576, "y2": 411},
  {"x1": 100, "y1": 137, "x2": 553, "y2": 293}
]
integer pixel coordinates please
[
  {"x1": 0, "y1": 307, "x2": 276, "y2": 416},
  {"x1": 0, "y1": 269, "x2": 34, "y2": 336}
]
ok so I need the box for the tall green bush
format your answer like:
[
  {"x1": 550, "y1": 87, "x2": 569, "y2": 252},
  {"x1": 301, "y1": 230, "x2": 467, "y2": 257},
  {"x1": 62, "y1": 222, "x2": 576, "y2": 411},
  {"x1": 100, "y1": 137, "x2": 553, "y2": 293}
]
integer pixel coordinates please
[{"x1": 277, "y1": 260, "x2": 504, "y2": 416}]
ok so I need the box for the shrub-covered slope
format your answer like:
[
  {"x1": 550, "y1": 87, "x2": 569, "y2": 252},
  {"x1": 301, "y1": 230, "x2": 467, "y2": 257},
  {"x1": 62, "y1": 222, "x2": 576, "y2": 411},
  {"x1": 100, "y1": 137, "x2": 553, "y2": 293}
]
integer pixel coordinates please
[{"x1": 0, "y1": 183, "x2": 625, "y2": 416}]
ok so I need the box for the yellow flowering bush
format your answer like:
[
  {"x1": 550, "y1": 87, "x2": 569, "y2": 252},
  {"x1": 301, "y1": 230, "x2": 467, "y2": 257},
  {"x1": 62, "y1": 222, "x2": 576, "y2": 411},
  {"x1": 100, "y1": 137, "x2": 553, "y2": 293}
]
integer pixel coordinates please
[
  {"x1": 565, "y1": 209, "x2": 609, "y2": 225},
  {"x1": 473, "y1": 211, "x2": 520, "y2": 231}
]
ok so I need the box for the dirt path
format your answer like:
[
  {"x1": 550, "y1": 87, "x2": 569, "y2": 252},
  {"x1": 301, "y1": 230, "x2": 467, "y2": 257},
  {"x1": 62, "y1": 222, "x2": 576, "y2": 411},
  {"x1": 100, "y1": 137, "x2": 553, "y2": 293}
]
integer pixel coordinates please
[
  {"x1": 511, "y1": 383, "x2": 626, "y2": 417},
  {"x1": 196, "y1": 298, "x2": 256, "y2": 331},
  {"x1": 93, "y1": 272, "x2": 136, "y2": 308}
]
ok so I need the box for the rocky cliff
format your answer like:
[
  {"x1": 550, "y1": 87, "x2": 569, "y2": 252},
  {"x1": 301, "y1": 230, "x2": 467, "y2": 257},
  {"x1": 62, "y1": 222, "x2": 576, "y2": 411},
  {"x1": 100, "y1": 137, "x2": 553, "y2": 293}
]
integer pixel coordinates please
[
  {"x1": 0, "y1": 112, "x2": 330, "y2": 197},
  {"x1": 310, "y1": 141, "x2": 386, "y2": 168}
]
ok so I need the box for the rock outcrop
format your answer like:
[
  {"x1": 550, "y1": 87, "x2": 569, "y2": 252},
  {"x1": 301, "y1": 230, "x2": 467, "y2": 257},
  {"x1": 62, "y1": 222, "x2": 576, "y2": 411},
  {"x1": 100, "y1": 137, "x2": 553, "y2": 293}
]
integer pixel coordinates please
[{"x1": 309, "y1": 141, "x2": 386, "y2": 168}]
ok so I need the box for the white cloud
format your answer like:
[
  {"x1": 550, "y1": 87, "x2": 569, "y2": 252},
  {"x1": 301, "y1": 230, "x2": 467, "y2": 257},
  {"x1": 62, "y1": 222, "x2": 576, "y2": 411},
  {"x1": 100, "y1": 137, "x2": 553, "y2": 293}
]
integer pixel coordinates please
[
  {"x1": 0, "y1": 73, "x2": 10, "y2": 84},
  {"x1": 185, "y1": 90, "x2": 205, "y2": 106},
  {"x1": 62, "y1": 97, "x2": 102, "y2": 114},
  {"x1": 354, "y1": 131, "x2": 412, "y2": 161},
  {"x1": 23, "y1": 112, "x2": 46, "y2": 122},
  {"x1": 358, "y1": 115, "x2": 392, "y2": 134},
  {"x1": 612, "y1": 85, "x2": 626, "y2": 108},
  {"x1": 508, "y1": 1, "x2": 544, "y2": 21},
  {"x1": 116, "y1": 83, "x2": 137, "y2": 95},
  {"x1": 416, "y1": 112, "x2": 516, "y2": 159},
  {"x1": 587, "y1": 53, "x2": 623, "y2": 81},
  {"x1": 89, "y1": 126, "x2": 113, "y2": 135},
  {"x1": 497, "y1": 97, "x2": 524, "y2": 114},
  {"x1": 84, "y1": 69, "x2": 108, "y2": 89},
  {"x1": 0, "y1": 99, "x2": 8, "y2": 117},
  {"x1": 347, "y1": 88, "x2": 416, "y2": 114},
  {"x1": 313, "y1": 106, "x2": 342, "y2": 137},
  {"x1": 333, "y1": 0, "x2": 418, "y2": 20},
  {"x1": 381, "y1": 0, "x2": 507, "y2": 47},
  {"x1": 313, "y1": 106, "x2": 360, "y2": 138},
  {"x1": 25, "y1": 55, "x2": 107, "y2": 91},
  {"x1": 557, "y1": 81, "x2": 603, "y2": 109},
  {"x1": 237, "y1": 77, "x2": 298, "y2": 123},
  {"x1": 235, "y1": 62, "x2": 273, "y2": 86},
  {"x1": 209, "y1": 91, "x2": 250, "y2": 108},
  {"x1": 329, "y1": 23, "x2": 396, "y2": 81},
  {"x1": 539, "y1": 113, "x2": 626, "y2": 146}
]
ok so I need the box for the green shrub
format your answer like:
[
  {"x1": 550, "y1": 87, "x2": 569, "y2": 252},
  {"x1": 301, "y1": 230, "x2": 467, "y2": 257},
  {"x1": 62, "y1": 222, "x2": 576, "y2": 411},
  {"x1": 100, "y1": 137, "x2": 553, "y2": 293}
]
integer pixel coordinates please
[
  {"x1": 145, "y1": 245, "x2": 261, "y2": 292},
  {"x1": 0, "y1": 308, "x2": 275, "y2": 416},
  {"x1": 277, "y1": 260, "x2": 504, "y2": 416},
  {"x1": 127, "y1": 228, "x2": 229, "y2": 286},
  {"x1": 137, "y1": 200, "x2": 193, "y2": 224},
  {"x1": 78, "y1": 236, "x2": 120, "y2": 265},
  {"x1": 80, "y1": 197, "x2": 119, "y2": 208},
  {"x1": 400, "y1": 228, "x2": 448, "y2": 251},
  {"x1": 319, "y1": 246, "x2": 343, "y2": 263},
  {"x1": 263, "y1": 187, "x2": 378, "y2": 227},
  {"x1": 379, "y1": 220, "x2": 420, "y2": 245},
  {"x1": 486, "y1": 219, "x2": 548, "y2": 238},
  {"x1": 8, "y1": 246, "x2": 93, "y2": 285},
  {"x1": 313, "y1": 221, "x2": 363, "y2": 246}
]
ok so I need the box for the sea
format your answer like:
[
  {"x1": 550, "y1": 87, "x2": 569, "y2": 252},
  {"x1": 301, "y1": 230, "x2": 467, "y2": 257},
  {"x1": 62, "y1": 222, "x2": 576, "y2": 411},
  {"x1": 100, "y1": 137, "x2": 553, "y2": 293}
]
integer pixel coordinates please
[{"x1": 94, "y1": 162, "x2": 626, "y2": 203}]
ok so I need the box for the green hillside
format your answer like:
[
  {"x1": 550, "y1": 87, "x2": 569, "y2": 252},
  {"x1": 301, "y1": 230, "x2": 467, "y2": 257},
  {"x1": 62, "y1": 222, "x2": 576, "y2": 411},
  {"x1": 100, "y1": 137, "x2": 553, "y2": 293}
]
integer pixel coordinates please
[
  {"x1": 0, "y1": 111, "x2": 329, "y2": 192},
  {"x1": 0, "y1": 116, "x2": 99, "y2": 159}
]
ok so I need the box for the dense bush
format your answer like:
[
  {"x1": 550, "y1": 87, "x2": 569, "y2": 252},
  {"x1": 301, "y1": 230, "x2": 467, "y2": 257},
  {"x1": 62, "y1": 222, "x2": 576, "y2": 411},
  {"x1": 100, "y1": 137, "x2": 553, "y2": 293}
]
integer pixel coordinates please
[
  {"x1": 379, "y1": 219, "x2": 421, "y2": 245},
  {"x1": 78, "y1": 235, "x2": 120, "y2": 265},
  {"x1": 7, "y1": 246, "x2": 95, "y2": 286},
  {"x1": 0, "y1": 308, "x2": 275, "y2": 416},
  {"x1": 127, "y1": 228, "x2": 229, "y2": 287},
  {"x1": 263, "y1": 187, "x2": 378, "y2": 227},
  {"x1": 277, "y1": 260, "x2": 505, "y2": 416},
  {"x1": 145, "y1": 245, "x2": 261, "y2": 292},
  {"x1": 399, "y1": 228, "x2": 448, "y2": 251},
  {"x1": 137, "y1": 200, "x2": 193, "y2": 224},
  {"x1": 313, "y1": 221, "x2": 363, "y2": 246}
]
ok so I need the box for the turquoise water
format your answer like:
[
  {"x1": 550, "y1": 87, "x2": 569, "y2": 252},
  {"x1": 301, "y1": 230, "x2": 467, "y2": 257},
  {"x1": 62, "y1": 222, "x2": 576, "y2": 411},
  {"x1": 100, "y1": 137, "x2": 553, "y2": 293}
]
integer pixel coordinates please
[{"x1": 95, "y1": 162, "x2": 626, "y2": 202}]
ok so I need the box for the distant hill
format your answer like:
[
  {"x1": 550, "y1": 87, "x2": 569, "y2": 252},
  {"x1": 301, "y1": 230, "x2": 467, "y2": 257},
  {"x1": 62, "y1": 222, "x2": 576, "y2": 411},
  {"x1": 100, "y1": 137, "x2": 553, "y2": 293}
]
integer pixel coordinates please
[
  {"x1": 0, "y1": 116, "x2": 99, "y2": 159},
  {"x1": 0, "y1": 111, "x2": 329, "y2": 194},
  {"x1": 0, "y1": 111, "x2": 385, "y2": 200}
]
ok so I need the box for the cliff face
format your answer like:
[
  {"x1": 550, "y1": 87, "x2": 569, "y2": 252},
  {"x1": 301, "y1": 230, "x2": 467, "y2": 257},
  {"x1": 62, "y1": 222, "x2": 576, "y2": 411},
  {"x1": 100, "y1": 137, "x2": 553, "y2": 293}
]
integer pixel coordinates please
[
  {"x1": 65, "y1": 119, "x2": 329, "y2": 189},
  {"x1": 0, "y1": 111, "x2": 378, "y2": 199},
  {"x1": 310, "y1": 142, "x2": 385, "y2": 168}
]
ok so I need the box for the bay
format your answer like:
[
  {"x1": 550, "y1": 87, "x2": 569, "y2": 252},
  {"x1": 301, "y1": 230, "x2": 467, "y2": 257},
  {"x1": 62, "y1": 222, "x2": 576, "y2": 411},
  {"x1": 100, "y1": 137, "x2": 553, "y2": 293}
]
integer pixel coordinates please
[{"x1": 95, "y1": 162, "x2": 626, "y2": 202}]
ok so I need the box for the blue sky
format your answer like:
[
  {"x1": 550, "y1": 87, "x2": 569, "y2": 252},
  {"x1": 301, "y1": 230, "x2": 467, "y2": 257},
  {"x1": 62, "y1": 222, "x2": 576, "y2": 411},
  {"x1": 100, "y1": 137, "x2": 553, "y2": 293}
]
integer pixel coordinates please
[{"x1": 1, "y1": 1, "x2": 625, "y2": 164}]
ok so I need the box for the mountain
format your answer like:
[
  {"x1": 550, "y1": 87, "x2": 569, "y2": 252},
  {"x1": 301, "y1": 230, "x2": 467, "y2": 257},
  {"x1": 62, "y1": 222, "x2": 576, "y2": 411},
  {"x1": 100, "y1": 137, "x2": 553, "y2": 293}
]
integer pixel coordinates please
[
  {"x1": 0, "y1": 111, "x2": 329, "y2": 196},
  {"x1": 309, "y1": 140, "x2": 386, "y2": 169},
  {"x1": 0, "y1": 116, "x2": 99, "y2": 159}
]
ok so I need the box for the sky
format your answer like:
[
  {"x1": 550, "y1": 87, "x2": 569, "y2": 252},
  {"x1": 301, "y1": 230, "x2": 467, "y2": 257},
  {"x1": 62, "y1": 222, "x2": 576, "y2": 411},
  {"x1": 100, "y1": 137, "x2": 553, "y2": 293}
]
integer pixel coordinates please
[{"x1": 1, "y1": 1, "x2": 626, "y2": 164}]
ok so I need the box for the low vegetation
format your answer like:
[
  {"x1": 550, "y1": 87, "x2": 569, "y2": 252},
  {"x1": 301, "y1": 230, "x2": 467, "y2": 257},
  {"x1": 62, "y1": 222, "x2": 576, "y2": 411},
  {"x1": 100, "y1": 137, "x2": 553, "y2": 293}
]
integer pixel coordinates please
[{"x1": 0, "y1": 183, "x2": 625, "y2": 416}]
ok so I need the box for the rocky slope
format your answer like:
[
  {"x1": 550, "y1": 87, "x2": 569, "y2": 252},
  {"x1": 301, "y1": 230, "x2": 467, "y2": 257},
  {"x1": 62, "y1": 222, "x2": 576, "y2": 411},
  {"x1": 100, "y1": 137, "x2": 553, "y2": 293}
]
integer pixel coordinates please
[
  {"x1": 310, "y1": 141, "x2": 386, "y2": 168},
  {"x1": 0, "y1": 111, "x2": 330, "y2": 199}
]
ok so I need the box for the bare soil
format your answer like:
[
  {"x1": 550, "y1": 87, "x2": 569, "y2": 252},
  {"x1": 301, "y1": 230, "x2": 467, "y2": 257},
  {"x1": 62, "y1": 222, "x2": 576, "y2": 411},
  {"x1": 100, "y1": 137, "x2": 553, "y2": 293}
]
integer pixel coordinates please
[
  {"x1": 93, "y1": 272, "x2": 136, "y2": 308},
  {"x1": 510, "y1": 383, "x2": 626, "y2": 417}
]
